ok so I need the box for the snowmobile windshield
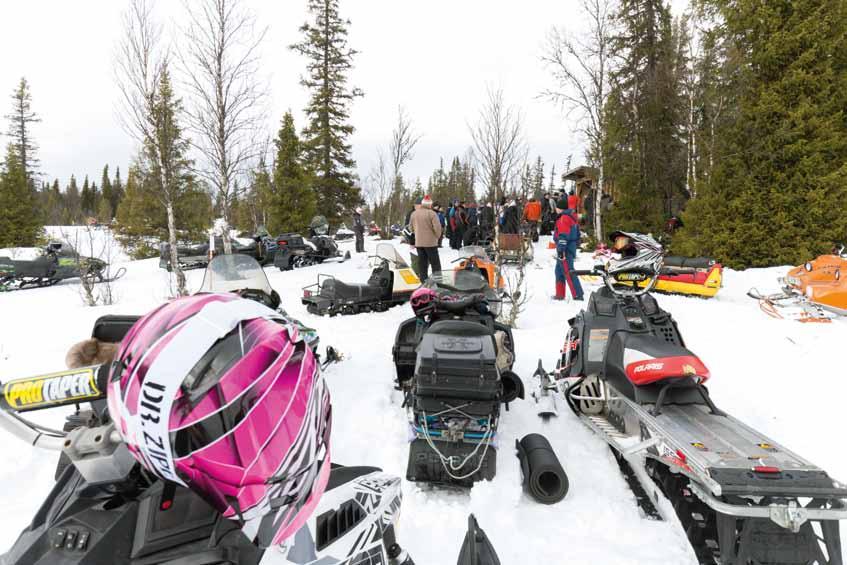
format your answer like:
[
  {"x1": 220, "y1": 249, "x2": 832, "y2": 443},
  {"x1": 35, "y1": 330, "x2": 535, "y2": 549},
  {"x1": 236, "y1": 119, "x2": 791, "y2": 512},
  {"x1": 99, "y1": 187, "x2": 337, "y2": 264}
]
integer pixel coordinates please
[
  {"x1": 426, "y1": 270, "x2": 488, "y2": 294},
  {"x1": 199, "y1": 254, "x2": 273, "y2": 296},
  {"x1": 373, "y1": 243, "x2": 410, "y2": 269},
  {"x1": 459, "y1": 246, "x2": 490, "y2": 261}
]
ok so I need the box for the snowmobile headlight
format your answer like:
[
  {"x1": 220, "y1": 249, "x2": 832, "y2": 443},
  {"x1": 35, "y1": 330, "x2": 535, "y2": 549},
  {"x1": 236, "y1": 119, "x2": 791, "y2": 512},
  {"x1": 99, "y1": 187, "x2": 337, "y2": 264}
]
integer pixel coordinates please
[{"x1": 785, "y1": 276, "x2": 800, "y2": 287}]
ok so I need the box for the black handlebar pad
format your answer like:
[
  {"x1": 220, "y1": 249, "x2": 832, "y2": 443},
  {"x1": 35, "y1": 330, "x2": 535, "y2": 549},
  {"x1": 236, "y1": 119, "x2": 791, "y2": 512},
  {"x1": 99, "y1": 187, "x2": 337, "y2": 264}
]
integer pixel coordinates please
[{"x1": 516, "y1": 433, "x2": 569, "y2": 504}]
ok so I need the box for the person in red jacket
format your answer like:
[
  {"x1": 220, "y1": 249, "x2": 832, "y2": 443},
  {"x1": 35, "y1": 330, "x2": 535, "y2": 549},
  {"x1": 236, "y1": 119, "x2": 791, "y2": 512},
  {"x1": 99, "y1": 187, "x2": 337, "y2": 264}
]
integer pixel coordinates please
[{"x1": 553, "y1": 198, "x2": 584, "y2": 301}]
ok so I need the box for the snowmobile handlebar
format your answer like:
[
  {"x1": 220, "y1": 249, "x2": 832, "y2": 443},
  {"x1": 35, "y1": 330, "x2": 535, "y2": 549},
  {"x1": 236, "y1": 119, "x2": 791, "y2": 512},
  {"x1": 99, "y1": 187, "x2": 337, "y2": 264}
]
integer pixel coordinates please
[
  {"x1": 0, "y1": 364, "x2": 110, "y2": 451},
  {"x1": 0, "y1": 364, "x2": 109, "y2": 415}
]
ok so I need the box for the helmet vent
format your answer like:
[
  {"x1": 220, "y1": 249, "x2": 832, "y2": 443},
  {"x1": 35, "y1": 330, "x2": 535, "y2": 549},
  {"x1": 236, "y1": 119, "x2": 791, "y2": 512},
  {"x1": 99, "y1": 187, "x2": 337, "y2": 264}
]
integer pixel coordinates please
[{"x1": 315, "y1": 499, "x2": 366, "y2": 551}]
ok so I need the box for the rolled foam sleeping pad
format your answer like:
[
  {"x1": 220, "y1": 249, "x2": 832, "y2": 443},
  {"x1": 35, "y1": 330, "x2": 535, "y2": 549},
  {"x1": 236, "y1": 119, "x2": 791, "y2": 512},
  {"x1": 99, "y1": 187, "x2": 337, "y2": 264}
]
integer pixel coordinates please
[{"x1": 515, "y1": 433, "x2": 569, "y2": 504}]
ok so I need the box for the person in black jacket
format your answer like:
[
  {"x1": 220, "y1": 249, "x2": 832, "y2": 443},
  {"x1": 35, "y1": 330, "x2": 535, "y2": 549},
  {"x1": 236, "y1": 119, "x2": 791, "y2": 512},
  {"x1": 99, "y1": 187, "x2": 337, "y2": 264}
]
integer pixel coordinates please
[{"x1": 352, "y1": 207, "x2": 365, "y2": 253}]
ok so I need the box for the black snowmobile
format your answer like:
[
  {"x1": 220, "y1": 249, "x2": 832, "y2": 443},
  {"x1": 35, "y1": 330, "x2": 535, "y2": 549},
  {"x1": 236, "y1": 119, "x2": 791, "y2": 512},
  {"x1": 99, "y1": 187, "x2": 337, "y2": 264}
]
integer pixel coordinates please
[
  {"x1": 159, "y1": 232, "x2": 277, "y2": 271},
  {"x1": 0, "y1": 310, "x2": 501, "y2": 564},
  {"x1": 536, "y1": 233, "x2": 847, "y2": 565},
  {"x1": 0, "y1": 242, "x2": 125, "y2": 291},
  {"x1": 302, "y1": 243, "x2": 420, "y2": 316},
  {"x1": 394, "y1": 269, "x2": 524, "y2": 487},
  {"x1": 274, "y1": 216, "x2": 350, "y2": 270}
]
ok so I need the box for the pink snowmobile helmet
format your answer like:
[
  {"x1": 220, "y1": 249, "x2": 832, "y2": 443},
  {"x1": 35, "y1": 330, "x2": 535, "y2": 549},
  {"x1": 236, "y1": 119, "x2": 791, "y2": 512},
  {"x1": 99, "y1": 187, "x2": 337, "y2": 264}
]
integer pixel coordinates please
[
  {"x1": 410, "y1": 286, "x2": 438, "y2": 315},
  {"x1": 106, "y1": 293, "x2": 331, "y2": 547}
]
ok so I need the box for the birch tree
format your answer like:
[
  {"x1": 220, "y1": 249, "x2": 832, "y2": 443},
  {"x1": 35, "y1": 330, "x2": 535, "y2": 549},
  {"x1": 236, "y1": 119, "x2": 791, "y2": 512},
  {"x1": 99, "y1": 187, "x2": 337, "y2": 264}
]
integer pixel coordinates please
[
  {"x1": 542, "y1": 0, "x2": 614, "y2": 239},
  {"x1": 115, "y1": 0, "x2": 190, "y2": 295},
  {"x1": 181, "y1": 0, "x2": 268, "y2": 254}
]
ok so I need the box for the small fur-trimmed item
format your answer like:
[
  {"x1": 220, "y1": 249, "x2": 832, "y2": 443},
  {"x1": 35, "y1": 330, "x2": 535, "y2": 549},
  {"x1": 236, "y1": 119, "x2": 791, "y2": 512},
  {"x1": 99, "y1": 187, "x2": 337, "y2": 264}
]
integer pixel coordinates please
[{"x1": 65, "y1": 338, "x2": 120, "y2": 369}]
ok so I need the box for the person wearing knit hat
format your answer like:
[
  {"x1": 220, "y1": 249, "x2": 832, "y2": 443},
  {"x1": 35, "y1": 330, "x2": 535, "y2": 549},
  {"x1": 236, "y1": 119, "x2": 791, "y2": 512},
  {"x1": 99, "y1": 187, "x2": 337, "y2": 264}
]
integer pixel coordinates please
[
  {"x1": 553, "y1": 198, "x2": 583, "y2": 301},
  {"x1": 409, "y1": 194, "x2": 443, "y2": 280}
]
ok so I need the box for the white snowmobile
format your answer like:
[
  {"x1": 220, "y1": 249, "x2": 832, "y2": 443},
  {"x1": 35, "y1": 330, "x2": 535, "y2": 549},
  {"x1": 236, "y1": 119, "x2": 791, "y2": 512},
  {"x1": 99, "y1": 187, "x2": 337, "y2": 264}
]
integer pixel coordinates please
[{"x1": 537, "y1": 233, "x2": 847, "y2": 564}]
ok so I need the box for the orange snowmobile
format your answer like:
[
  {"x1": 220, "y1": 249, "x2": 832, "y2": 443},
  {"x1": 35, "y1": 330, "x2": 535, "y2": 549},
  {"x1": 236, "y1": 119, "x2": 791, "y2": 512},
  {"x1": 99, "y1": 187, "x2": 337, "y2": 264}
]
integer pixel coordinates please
[
  {"x1": 453, "y1": 245, "x2": 505, "y2": 291},
  {"x1": 748, "y1": 246, "x2": 847, "y2": 321}
]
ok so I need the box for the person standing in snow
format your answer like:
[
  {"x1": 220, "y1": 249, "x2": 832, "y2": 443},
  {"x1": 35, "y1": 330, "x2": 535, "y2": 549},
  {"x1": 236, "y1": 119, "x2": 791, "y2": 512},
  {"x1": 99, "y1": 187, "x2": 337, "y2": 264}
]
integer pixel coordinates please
[
  {"x1": 434, "y1": 203, "x2": 446, "y2": 247},
  {"x1": 409, "y1": 195, "x2": 443, "y2": 280},
  {"x1": 352, "y1": 207, "x2": 365, "y2": 253},
  {"x1": 553, "y1": 197, "x2": 584, "y2": 301}
]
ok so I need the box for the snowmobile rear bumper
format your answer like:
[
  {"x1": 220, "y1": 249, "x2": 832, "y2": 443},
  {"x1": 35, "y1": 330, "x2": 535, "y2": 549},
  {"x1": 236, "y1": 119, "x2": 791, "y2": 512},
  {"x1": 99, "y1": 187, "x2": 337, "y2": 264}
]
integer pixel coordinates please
[{"x1": 688, "y1": 482, "x2": 847, "y2": 532}]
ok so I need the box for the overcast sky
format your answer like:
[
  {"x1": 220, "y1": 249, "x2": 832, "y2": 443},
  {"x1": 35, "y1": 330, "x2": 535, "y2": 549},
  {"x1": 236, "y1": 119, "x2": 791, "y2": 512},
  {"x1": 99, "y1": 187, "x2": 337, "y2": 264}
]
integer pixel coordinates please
[{"x1": 0, "y1": 0, "x2": 687, "y2": 197}]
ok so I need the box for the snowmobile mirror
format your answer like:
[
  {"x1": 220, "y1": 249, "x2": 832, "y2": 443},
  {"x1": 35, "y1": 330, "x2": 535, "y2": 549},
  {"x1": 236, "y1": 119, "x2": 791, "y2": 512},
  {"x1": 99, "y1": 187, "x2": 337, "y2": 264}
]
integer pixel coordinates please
[{"x1": 805, "y1": 261, "x2": 813, "y2": 272}]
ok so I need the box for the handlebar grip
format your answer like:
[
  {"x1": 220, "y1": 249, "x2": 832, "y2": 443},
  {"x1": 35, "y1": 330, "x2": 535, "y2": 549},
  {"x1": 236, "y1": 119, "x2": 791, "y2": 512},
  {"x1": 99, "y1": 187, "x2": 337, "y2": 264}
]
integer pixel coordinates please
[{"x1": 1, "y1": 365, "x2": 108, "y2": 414}]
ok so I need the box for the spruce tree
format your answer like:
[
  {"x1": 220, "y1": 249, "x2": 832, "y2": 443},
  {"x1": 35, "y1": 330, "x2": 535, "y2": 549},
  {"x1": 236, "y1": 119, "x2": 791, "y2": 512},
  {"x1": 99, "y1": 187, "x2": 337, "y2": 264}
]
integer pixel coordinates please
[
  {"x1": 270, "y1": 112, "x2": 316, "y2": 234},
  {"x1": 674, "y1": 0, "x2": 847, "y2": 267},
  {"x1": 99, "y1": 165, "x2": 114, "y2": 220},
  {"x1": 5, "y1": 78, "x2": 40, "y2": 188},
  {"x1": 112, "y1": 167, "x2": 124, "y2": 215},
  {"x1": 80, "y1": 176, "x2": 93, "y2": 217},
  {"x1": 291, "y1": 0, "x2": 363, "y2": 222},
  {"x1": 604, "y1": 0, "x2": 687, "y2": 234},
  {"x1": 0, "y1": 146, "x2": 41, "y2": 247},
  {"x1": 64, "y1": 175, "x2": 82, "y2": 224}
]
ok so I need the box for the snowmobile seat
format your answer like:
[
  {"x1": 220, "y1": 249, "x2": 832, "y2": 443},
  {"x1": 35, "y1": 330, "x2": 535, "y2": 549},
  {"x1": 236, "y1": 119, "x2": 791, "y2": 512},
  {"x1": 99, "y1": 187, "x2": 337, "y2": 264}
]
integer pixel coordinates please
[
  {"x1": 320, "y1": 278, "x2": 384, "y2": 301},
  {"x1": 426, "y1": 319, "x2": 492, "y2": 338},
  {"x1": 663, "y1": 256, "x2": 715, "y2": 270},
  {"x1": 603, "y1": 331, "x2": 711, "y2": 406},
  {"x1": 92, "y1": 315, "x2": 141, "y2": 344}
]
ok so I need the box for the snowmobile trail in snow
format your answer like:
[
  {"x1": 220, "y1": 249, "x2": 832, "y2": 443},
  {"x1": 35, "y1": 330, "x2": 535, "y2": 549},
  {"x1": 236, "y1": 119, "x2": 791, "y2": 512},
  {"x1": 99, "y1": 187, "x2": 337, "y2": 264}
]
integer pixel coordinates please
[{"x1": 0, "y1": 233, "x2": 843, "y2": 563}]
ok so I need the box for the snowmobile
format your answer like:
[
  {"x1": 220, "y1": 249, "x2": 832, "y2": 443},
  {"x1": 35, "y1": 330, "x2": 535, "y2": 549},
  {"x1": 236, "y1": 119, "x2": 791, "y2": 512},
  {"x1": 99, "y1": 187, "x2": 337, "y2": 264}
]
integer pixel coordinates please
[
  {"x1": 302, "y1": 243, "x2": 420, "y2": 316},
  {"x1": 274, "y1": 216, "x2": 350, "y2": 271},
  {"x1": 395, "y1": 269, "x2": 524, "y2": 488},
  {"x1": 748, "y1": 246, "x2": 847, "y2": 321},
  {"x1": 159, "y1": 232, "x2": 277, "y2": 271},
  {"x1": 334, "y1": 224, "x2": 355, "y2": 241},
  {"x1": 593, "y1": 236, "x2": 724, "y2": 298},
  {"x1": 453, "y1": 245, "x2": 505, "y2": 291},
  {"x1": 0, "y1": 242, "x2": 125, "y2": 291},
  {"x1": 536, "y1": 232, "x2": 847, "y2": 565},
  {"x1": 0, "y1": 319, "x2": 501, "y2": 564},
  {"x1": 0, "y1": 320, "x2": 413, "y2": 565},
  {"x1": 197, "y1": 253, "x2": 338, "y2": 364}
]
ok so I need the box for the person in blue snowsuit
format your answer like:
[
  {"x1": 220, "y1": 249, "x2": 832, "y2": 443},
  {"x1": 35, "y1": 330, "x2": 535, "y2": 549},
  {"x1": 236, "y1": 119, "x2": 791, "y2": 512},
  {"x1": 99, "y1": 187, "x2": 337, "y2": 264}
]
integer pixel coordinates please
[{"x1": 553, "y1": 198, "x2": 584, "y2": 301}]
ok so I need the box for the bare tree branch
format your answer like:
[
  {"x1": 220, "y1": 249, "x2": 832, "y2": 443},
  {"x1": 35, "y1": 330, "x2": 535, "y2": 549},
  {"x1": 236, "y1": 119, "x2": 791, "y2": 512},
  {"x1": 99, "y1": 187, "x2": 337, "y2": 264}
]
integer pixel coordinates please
[
  {"x1": 179, "y1": 0, "x2": 269, "y2": 254},
  {"x1": 541, "y1": 0, "x2": 614, "y2": 240},
  {"x1": 469, "y1": 87, "x2": 528, "y2": 203}
]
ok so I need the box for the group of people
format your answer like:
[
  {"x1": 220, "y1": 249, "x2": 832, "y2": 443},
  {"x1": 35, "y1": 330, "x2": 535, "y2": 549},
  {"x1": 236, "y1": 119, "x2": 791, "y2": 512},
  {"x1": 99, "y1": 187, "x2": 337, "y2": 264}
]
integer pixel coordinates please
[{"x1": 350, "y1": 189, "x2": 584, "y2": 301}]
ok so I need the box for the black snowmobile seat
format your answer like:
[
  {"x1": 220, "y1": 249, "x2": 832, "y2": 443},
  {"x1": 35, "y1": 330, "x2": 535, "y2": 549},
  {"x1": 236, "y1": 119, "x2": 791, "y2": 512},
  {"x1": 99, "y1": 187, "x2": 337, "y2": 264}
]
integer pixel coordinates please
[{"x1": 320, "y1": 278, "x2": 383, "y2": 300}]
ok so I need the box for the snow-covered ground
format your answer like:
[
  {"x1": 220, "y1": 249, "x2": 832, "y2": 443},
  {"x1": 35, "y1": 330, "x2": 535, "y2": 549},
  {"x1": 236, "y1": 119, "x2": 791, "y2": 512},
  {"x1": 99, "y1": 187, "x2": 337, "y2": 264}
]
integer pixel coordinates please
[{"x1": 0, "y1": 232, "x2": 844, "y2": 563}]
